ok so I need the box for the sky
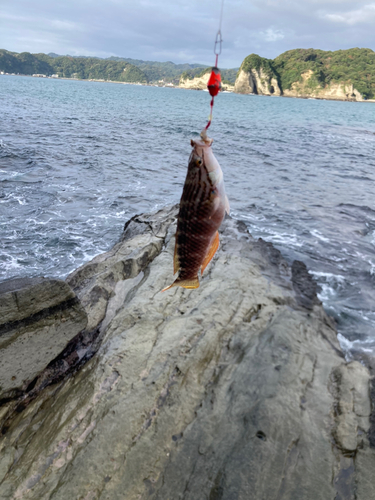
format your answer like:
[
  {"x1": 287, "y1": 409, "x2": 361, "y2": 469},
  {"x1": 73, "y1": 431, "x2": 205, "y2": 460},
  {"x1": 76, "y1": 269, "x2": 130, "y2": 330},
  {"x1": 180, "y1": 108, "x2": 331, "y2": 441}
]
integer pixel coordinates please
[{"x1": 1, "y1": 0, "x2": 375, "y2": 68}]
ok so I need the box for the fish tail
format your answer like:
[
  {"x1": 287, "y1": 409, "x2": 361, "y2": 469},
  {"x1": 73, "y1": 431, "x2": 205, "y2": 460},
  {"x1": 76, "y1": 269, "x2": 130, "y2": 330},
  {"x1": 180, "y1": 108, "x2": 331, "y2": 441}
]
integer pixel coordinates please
[{"x1": 161, "y1": 276, "x2": 200, "y2": 292}]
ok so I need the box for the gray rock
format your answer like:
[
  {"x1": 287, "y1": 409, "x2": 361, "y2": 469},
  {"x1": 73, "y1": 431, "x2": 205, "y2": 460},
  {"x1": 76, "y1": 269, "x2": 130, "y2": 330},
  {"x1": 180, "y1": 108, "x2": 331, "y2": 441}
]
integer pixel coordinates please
[
  {"x1": 0, "y1": 206, "x2": 374, "y2": 499},
  {"x1": 66, "y1": 206, "x2": 177, "y2": 331},
  {"x1": 0, "y1": 278, "x2": 87, "y2": 400}
]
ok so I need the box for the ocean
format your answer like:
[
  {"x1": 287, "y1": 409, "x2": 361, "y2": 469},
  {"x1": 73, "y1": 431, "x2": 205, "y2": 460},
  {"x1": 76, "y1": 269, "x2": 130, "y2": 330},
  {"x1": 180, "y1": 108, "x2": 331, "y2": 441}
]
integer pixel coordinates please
[{"x1": 1, "y1": 75, "x2": 374, "y2": 360}]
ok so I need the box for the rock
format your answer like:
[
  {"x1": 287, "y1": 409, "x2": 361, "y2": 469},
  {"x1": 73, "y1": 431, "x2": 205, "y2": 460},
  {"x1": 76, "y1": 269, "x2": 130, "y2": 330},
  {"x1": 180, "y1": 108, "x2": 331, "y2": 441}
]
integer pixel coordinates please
[
  {"x1": 0, "y1": 206, "x2": 374, "y2": 499},
  {"x1": 179, "y1": 72, "x2": 235, "y2": 92},
  {"x1": 234, "y1": 65, "x2": 363, "y2": 101},
  {"x1": 66, "y1": 206, "x2": 177, "y2": 331},
  {"x1": 282, "y1": 71, "x2": 363, "y2": 101},
  {"x1": 0, "y1": 277, "x2": 87, "y2": 400},
  {"x1": 234, "y1": 68, "x2": 281, "y2": 96}
]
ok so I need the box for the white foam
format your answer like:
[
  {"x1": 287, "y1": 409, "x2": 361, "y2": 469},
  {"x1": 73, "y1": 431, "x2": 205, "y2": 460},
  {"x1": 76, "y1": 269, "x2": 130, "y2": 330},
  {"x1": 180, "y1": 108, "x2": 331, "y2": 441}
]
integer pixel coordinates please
[
  {"x1": 237, "y1": 212, "x2": 266, "y2": 222},
  {"x1": 253, "y1": 226, "x2": 304, "y2": 248},
  {"x1": 0, "y1": 169, "x2": 21, "y2": 181},
  {"x1": 269, "y1": 233, "x2": 304, "y2": 247},
  {"x1": 310, "y1": 229, "x2": 330, "y2": 242},
  {"x1": 338, "y1": 333, "x2": 375, "y2": 358},
  {"x1": 25, "y1": 217, "x2": 52, "y2": 226},
  {"x1": 0, "y1": 254, "x2": 22, "y2": 271},
  {"x1": 369, "y1": 260, "x2": 375, "y2": 276},
  {"x1": 317, "y1": 283, "x2": 336, "y2": 301},
  {"x1": 309, "y1": 271, "x2": 345, "y2": 282}
]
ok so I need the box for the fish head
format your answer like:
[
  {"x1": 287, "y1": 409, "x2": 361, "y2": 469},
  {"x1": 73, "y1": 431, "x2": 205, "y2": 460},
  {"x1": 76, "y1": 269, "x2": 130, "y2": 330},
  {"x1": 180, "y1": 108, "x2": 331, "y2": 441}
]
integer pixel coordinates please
[
  {"x1": 191, "y1": 138, "x2": 213, "y2": 158},
  {"x1": 188, "y1": 150, "x2": 204, "y2": 170},
  {"x1": 190, "y1": 138, "x2": 222, "y2": 179}
]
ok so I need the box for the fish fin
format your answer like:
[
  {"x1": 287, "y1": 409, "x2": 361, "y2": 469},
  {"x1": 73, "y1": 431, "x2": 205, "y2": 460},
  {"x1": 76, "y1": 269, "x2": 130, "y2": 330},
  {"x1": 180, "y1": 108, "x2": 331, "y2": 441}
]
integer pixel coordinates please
[
  {"x1": 162, "y1": 276, "x2": 200, "y2": 292},
  {"x1": 201, "y1": 231, "x2": 220, "y2": 275},
  {"x1": 225, "y1": 195, "x2": 230, "y2": 215},
  {"x1": 173, "y1": 241, "x2": 180, "y2": 274}
]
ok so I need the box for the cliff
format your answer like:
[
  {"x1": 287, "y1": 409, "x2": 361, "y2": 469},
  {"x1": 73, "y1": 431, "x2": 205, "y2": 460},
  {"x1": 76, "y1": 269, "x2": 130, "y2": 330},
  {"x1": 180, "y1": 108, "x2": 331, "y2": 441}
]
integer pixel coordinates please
[
  {"x1": 234, "y1": 54, "x2": 281, "y2": 96},
  {"x1": 281, "y1": 69, "x2": 363, "y2": 100},
  {"x1": 235, "y1": 48, "x2": 375, "y2": 101},
  {"x1": 0, "y1": 206, "x2": 374, "y2": 499}
]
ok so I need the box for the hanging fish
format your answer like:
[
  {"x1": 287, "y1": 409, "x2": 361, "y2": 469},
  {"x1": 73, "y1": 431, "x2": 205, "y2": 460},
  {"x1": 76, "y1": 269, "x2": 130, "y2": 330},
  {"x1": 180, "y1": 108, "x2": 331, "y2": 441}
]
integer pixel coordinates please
[{"x1": 162, "y1": 132, "x2": 229, "y2": 291}]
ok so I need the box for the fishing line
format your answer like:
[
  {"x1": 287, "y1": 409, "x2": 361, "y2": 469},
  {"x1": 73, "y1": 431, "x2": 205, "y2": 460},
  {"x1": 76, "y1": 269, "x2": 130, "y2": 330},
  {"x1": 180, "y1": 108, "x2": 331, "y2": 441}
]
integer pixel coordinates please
[{"x1": 204, "y1": 0, "x2": 224, "y2": 132}]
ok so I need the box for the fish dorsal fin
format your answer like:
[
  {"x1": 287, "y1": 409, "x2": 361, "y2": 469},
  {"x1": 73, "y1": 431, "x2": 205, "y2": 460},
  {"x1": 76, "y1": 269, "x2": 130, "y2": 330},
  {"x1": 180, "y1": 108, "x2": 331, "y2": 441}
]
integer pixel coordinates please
[
  {"x1": 173, "y1": 240, "x2": 180, "y2": 274},
  {"x1": 201, "y1": 231, "x2": 220, "y2": 275}
]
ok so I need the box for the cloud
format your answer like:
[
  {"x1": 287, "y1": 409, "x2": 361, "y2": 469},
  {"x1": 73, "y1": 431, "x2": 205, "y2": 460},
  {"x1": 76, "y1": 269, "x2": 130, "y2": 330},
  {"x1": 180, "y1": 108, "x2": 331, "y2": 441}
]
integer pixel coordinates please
[
  {"x1": 322, "y1": 3, "x2": 375, "y2": 25},
  {"x1": 260, "y1": 28, "x2": 285, "y2": 42},
  {"x1": 1, "y1": 0, "x2": 375, "y2": 68}
]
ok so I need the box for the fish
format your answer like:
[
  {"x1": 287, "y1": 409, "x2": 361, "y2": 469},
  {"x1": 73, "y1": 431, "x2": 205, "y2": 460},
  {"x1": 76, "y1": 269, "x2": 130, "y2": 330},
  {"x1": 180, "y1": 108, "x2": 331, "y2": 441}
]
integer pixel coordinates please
[{"x1": 162, "y1": 132, "x2": 229, "y2": 291}]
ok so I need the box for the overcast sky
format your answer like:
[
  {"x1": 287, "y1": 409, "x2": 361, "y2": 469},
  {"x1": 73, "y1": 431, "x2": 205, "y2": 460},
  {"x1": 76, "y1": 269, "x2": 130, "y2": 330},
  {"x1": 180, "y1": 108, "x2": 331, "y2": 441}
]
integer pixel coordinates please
[{"x1": 1, "y1": 0, "x2": 375, "y2": 68}]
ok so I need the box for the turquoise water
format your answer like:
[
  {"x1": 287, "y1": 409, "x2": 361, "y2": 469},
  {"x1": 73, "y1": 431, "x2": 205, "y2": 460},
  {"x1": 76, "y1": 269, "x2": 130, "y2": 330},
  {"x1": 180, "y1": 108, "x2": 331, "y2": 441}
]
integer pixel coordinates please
[{"x1": 1, "y1": 75, "x2": 375, "y2": 358}]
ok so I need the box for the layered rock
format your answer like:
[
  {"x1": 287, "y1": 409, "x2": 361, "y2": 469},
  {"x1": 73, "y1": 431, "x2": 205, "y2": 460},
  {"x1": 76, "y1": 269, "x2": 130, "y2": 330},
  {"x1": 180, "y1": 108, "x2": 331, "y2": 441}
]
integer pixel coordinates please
[
  {"x1": 235, "y1": 66, "x2": 363, "y2": 101},
  {"x1": 282, "y1": 70, "x2": 363, "y2": 101},
  {"x1": 0, "y1": 277, "x2": 87, "y2": 400},
  {"x1": 0, "y1": 206, "x2": 374, "y2": 499},
  {"x1": 234, "y1": 68, "x2": 281, "y2": 96}
]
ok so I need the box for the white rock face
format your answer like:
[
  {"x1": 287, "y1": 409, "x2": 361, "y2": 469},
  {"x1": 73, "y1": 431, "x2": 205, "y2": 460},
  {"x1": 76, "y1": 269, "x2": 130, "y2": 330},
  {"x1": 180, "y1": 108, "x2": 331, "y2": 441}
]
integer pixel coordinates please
[
  {"x1": 234, "y1": 69, "x2": 281, "y2": 96},
  {"x1": 179, "y1": 73, "x2": 235, "y2": 92},
  {"x1": 235, "y1": 66, "x2": 364, "y2": 101},
  {"x1": 283, "y1": 70, "x2": 363, "y2": 101}
]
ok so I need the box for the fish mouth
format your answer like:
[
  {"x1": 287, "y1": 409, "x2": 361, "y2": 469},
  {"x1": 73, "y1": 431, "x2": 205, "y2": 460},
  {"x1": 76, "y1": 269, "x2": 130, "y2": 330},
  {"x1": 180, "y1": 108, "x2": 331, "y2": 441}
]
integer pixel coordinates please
[{"x1": 191, "y1": 137, "x2": 213, "y2": 149}]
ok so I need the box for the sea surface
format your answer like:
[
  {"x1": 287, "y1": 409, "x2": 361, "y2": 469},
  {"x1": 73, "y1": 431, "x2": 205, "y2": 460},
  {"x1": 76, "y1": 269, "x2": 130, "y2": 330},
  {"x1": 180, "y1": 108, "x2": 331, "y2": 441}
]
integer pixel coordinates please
[{"x1": 1, "y1": 75, "x2": 374, "y2": 360}]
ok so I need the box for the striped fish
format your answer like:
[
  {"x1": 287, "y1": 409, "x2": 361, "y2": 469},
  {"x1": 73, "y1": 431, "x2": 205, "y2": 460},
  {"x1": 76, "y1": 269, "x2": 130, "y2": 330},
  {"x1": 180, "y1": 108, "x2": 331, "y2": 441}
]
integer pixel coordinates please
[{"x1": 162, "y1": 135, "x2": 229, "y2": 291}]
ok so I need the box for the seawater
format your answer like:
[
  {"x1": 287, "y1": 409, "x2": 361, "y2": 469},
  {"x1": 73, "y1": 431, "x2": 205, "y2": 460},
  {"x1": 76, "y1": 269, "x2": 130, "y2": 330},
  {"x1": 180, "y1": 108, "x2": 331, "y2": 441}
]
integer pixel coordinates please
[{"x1": 1, "y1": 75, "x2": 374, "y2": 359}]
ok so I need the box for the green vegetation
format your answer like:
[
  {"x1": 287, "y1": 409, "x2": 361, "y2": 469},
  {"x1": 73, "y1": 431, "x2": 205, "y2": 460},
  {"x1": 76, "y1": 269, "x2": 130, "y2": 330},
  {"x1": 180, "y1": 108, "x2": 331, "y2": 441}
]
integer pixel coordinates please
[
  {"x1": 241, "y1": 54, "x2": 277, "y2": 79},
  {"x1": 239, "y1": 54, "x2": 280, "y2": 93},
  {"x1": 0, "y1": 49, "x2": 238, "y2": 86},
  {"x1": 107, "y1": 57, "x2": 206, "y2": 82},
  {"x1": 240, "y1": 48, "x2": 375, "y2": 99},
  {"x1": 0, "y1": 50, "x2": 148, "y2": 83},
  {"x1": 49, "y1": 56, "x2": 147, "y2": 82}
]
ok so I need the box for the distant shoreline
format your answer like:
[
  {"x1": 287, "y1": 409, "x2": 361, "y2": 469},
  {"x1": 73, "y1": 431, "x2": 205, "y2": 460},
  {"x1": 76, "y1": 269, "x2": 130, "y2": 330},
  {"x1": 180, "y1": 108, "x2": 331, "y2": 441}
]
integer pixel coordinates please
[{"x1": 2, "y1": 73, "x2": 375, "y2": 103}]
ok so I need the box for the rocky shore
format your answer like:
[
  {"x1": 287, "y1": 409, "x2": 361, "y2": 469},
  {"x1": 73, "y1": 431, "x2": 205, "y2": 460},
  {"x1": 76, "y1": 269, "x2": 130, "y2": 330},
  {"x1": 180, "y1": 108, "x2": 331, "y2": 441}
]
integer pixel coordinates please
[{"x1": 0, "y1": 205, "x2": 374, "y2": 499}]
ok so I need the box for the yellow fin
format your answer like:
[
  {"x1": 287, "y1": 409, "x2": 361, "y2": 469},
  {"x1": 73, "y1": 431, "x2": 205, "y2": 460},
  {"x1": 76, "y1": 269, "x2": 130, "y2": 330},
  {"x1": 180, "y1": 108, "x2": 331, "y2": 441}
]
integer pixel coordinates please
[
  {"x1": 173, "y1": 241, "x2": 180, "y2": 274},
  {"x1": 201, "y1": 231, "x2": 220, "y2": 275},
  {"x1": 162, "y1": 276, "x2": 200, "y2": 292}
]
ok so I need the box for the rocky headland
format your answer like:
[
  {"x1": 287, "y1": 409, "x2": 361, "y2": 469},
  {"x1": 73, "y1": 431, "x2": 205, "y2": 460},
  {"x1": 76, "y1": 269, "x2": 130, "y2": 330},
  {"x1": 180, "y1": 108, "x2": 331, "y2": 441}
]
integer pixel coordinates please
[
  {"x1": 1, "y1": 205, "x2": 374, "y2": 499},
  {"x1": 234, "y1": 48, "x2": 375, "y2": 102}
]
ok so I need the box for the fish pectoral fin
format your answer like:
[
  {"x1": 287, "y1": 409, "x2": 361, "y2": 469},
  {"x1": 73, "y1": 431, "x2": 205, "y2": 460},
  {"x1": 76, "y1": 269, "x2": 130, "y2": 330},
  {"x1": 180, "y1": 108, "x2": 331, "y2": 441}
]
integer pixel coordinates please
[
  {"x1": 162, "y1": 276, "x2": 200, "y2": 292},
  {"x1": 173, "y1": 241, "x2": 180, "y2": 274},
  {"x1": 201, "y1": 231, "x2": 220, "y2": 275}
]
